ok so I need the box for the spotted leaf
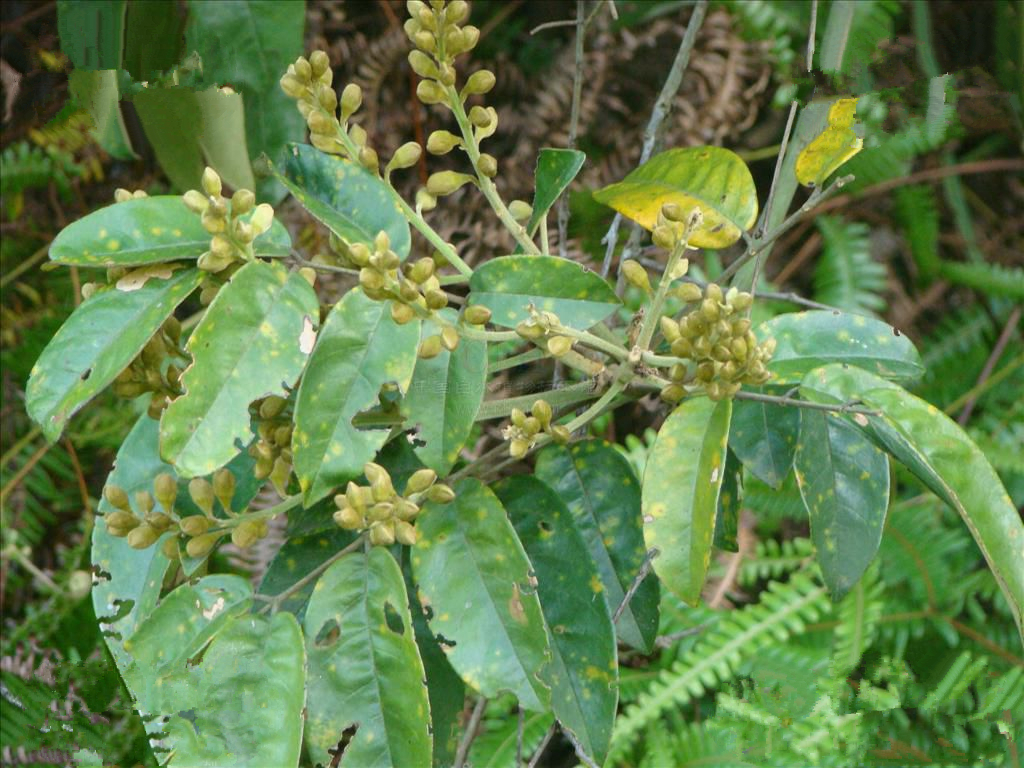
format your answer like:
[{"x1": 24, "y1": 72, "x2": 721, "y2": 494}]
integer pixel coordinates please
[
  {"x1": 273, "y1": 143, "x2": 412, "y2": 259},
  {"x1": 800, "y1": 364, "x2": 1024, "y2": 645},
  {"x1": 304, "y1": 548, "x2": 431, "y2": 768},
  {"x1": 642, "y1": 397, "x2": 732, "y2": 606},
  {"x1": 467, "y1": 255, "x2": 620, "y2": 330},
  {"x1": 714, "y1": 449, "x2": 743, "y2": 553},
  {"x1": 495, "y1": 476, "x2": 617, "y2": 765},
  {"x1": 292, "y1": 288, "x2": 420, "y2": 505},
  {"x1": 728, "y1": 386, "x2": 800, "y2": 488},
  {"x1": 756, "y1": 310, "x2": 923, "y2": 384},
  {"x1": 794, "y1": 410, "x2": 890, "y2": 600},
  {"x1": 402, "y1": 311, "x2": 487, "y2": 474},
  {"x1": 593, "y1": 146, "x2": 758, "y2": 249},
  {"x1": 411, "y1": 478, "x2": 552, "y2": 711},
  {"x1": 49, "y1": 196, "x2": 291, "y2": 267},
  {"x1": 27, "y1": 268, "x2": 202, "y2": 442},
  {"x1": 527, "y1": 148, "x2": 586, "y2": 239},
  {"x1": 257, "y1": 524, "x2": 357, "y2": 620},
  {"x1": 535, "y1": 440, "x2": 659, "y2": 652},
  {"x1": 795, "y1": 98, "x2": 863, "y2": 188},
  {"x1": 160, "y1": 261, "x2": 319, "y2": 476}
]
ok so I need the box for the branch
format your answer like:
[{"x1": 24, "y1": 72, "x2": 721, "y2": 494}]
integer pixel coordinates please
[
  {"x1": 613, "y1": 548, "x2": 659, "y2": 623},
  {"x1": 452, "y1": 697, "x2": 488, "y2": 768},
  {"x1": 259, "y1": 533, "x2": 365, "y2": 614}
]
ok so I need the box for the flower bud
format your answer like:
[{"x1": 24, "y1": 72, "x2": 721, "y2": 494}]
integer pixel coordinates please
[
  {"x1": 105, "y1": 511, "x2": 140, "y2": 536},
  {"x1": 145, "y1": 511, "x2": 173, "y2": 531},
  {"x1": 652, "y1": 225, "x2": 676, "y2": 250},
  {"x1": 189, "y1": 478, "x2": 215, "y2": 516},
  {"x1": 419, "y1": 335, "x2": 443, "y2": 359},
  {"x1": 186, "y1": 532, "x2": 220, "y2": 559},
  {"x1": 441, "y1": 325, "x2": 460, "y2": 351},
  {"x1": 293, "y1": 56, "x2": 313, "y2": 82},
  {"x1": 183, "y1": 189, "x2": 209, "y2": 213},
  {"x1": 309, "y1": 50, "x2": 330, "y2": 78},
  {"x1": 180, "y1": 515, "x2": 211, "y2": 537},
  {"x1": 213, "y1": 469, "x2": 236, "y2": 511},
  {"x1": 660, "y1": 383, "x2": 686, "y2": 403},
  {"x1": 341, "y1": 83, "x2": 363, "y2": 118},
  {"x1": 280, "y1": 73, "x2": 306, "y2": 98},
  {"x1": 705, "y1": 283, "x2": 723, "y2": 303},
  {"x1": 508, "y1": 200, "x2": 532, "y2": 222},
  {"x1": 231, "y1": 519, "x2": 262, "y2": 548},
  {"x1": 659, "y1": 316, "x2": 681, "y2": 342},
  {"x1": 532, "y1": 399, "x2": 553, "y2": 429},
  {"x1": 334, "y1": 505, "x2": 363, "y2": 530},
  {"x1": 405, "y1": 468, "x2": 437, "y2": 495},
  {"x1": 416, "y1": 79, "x2": 446, "y2": 105},
  {"x1": 700, "y1": 298, "x2": 721, "y2": 322},
  {"x1": 369, "y1": 521, "x2": 396, "y2": 546},
  {"x1": 661, "y1": 202, "x2": 686, "y2": 222},
  {"x1": 154, "y1": 473, "x2": 177, "y2": 510},
  {"x1": 427, "y1": 171, "x2": 474, "y2": 197},
  {"x1": 250, "y1": 203, "x2": 275, "y2": 235},
  {"x1": 426, "y1": 483, "x2": 455, "y2": 503},
  {"x1": 676, "y1": 282, "x2": 703, "y2": 303},
  {"x1": 368, "y1": 501, "x2": 393, "y2": 522},
  {"x1": 391, "y1": 302, "x2": 417, "y2": 325},
  {"x1": 259, "y1": 395, "x2": 287, "y2": 420},
  {"x1": 201, "y1": 208, "x2": 227, "y2": 234},
  {"x1": 463, "y1": 304, "x2": 491, "y2": 325},
  {"x1": 468, "y1": 105, "x2": 491, "y2": 128},
  {"x1": 509, "y1": 437, "x2": 530, "y2": 458},
  {"x1": 426, "y1": 130, "x2": 461, "y2": 155},
  {"x1": 549, "y1": 425, "x2": 571, "y2": 445},
  {"x1": 413, "y1": 30, "x2": 436, "y2": 52},
  {"x1": 317, "y1": 86, "x2": 338, "y2": 114},
  {"x1": 547, "y1": 335, "x2": 573, "y2": 357},
  {"x1": 463, "y1": 69, "x2": 496, "y2": 96},
  {"x1": 358, "y1": 146, "x2": 380, "y2": 173},
  {"x1": 516, "y1": 320, "x2": 545, "y2": 340},
  {"x1": 477, "y1": 153, "x2": 498, "y2": 178},
  {"x1": 408, "y1": 50, "x2": 438, "y2": 79},
  {"x1": 161, "y1": 536, "x2": 181, "y2": 560},
  {"x1": 231, "y1": 189, "x2": 256, "y2": 216},
  {"x1": 392, "y1": 520, "x2": 416, "y2": 546},
  {"x1": 425, "y1": 288, "x2": 448, "y2": 311},
  {"x1": 621, "y1": 261, "x2": 651, "y2": 294},
  {"x1": 127, "y1": 524, "x2": 158, "y2": 550},
  {"x1": 135, "y1": 490, "x2": 154, "y2": 516},
  {"x1": 103, "y1": 484, "x2": 131, "y2": 511},
  {"x1": 389, "y1": 141, "x2": 423, "y2": 171},
  {"x1": 730, "y1": 291, "x2": 753, "y2": 311},
  {"x1": 201, "y1": 167, "x2": 222, "y2": 198}
]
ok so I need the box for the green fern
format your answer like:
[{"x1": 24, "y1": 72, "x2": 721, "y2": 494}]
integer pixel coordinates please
[
  {"x1": 938, "y1": 260, "x2": 1024, "y2": 300},
  {"x1": 467, "y1": 705, "x2": 554, "y2": 768},
  {"x1": 893, "y1": 185, "x2": 941, "y2": 280},
  {"x1": 814, "y1": 215, "x2": 887, "y2": 315},
  {"x1": 830, "y1": 562, "x2": 884, "y2": 678}
]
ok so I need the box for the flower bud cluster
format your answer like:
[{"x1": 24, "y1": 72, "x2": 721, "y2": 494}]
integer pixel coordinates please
[
  {"x1": 182, "y1": 168, "x2": 274, "y2": 274},
  {"x1": 103, "y1": 468, "x2": 268, "y2": 559},
  {"x1": 249, "y1": 395, "x2": 294, "y2": 495},
  {"x1": 111, "y1": 316, "x2": 185, "y2": 419},
  {"x1": 114, "y1": 188, "x2": 148, "y2": 203},
  {"x1": 514, "y1": 310, "x2": 575, "y2": 359},
  {"x1": 658, "y1": 283, "x2": 775, "y2": 402},
  {"x1": 333, "y1": 462, "x2": 454, "y2": 546},
  {"x1": 502, "y1": 399, "x2": 569, "y2": 458}
]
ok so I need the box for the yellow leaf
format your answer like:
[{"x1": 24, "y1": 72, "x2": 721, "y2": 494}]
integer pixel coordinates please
[{"x1": 795, "y1": 98, "x2": 864, "y2": 188}]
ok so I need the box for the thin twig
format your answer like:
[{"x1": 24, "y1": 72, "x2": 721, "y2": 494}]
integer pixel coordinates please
[
  {"x1": 654, "y1": 625, "x2": 707, "y2": 649},
  {"x1": 526, "y1": 723, "x2": 558, "y2": 768},
  {"x1": 734, "y1": 390, "x2": 879, "y2": 416},
  {"x1": 613, "y1": 548, "x2": 659, "y2": 623},
  {"x1": 557, "y1": 0, "x2": 588, "y2": 258},
  {"x1": 516, "y1": 708, "x2": 525, "y2": 766},
  {"x1": 453, "y1": 697, "x2": 488, "y2": 768},
  {"x1": 806, "y1": 0, "x2": 819, "y2": 71},
  {"x1": 259, "y1": 534, "x2": 366, "y2": 614},
  {"x1": 957, "y1": 306, "x2": 1021, "y2": 426},
  {"x1": 600, "y1": 0, "x2": 709, "y2": 278}
]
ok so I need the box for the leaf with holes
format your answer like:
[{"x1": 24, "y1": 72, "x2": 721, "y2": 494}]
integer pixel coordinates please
[
  {"x1": 467, "y1": 255, "x2": 620, "y2": 329},
  {"x1": 794, "y1": 410, "x2": 890, "y2": 600},
  {"x1": 402, "y1": 311, "x2": 487, "y2": 474},
  {"x1": 756, "y1": 310, "x2": 923, "y2": 385},
  {"x1": 292, "y1": 288, "x2": 420, "y2": 504},
  {"x1": 304, "y1": 548, "x2": 431, "y2": 768},
  {"x1": 729, "y1": 386, "x2": 800, "y2": 488},
  {"x1": 795, "y1": 98, "x2": 864, "y2": 187},
  {"x1": 27, "y1": 268, "x2": 202, "y2": 442},
  {"x1": 527, "y1": 148, "x2": 586, "y2": 238},
  {"x1": 273, "y1": 144, "x2": 412, "y2": 258},
  {"x1": 643, "y1": 397, "x2": 732, "y2": 606},
  {"x1": 49, "y1": 196, "x2": 290, "y2": 267},
  {"x1": 411, "y1": 478, "x2": 552, "y2": 711},
  {"x1": 495, "y1": 476, "x2": 617, "y2": 766},
  {"x1": 535, "y1": 440, "x2": 659, "y2": 652},
  {"x1": 800, "y1": 364, "x2": 1024, "y2": 644},
  {"x1": 160, "y1": 261, "x2": 318, "y2": 476},
  {"x1": 593, "y1": 147, "x2": 758, "y2": 249}
]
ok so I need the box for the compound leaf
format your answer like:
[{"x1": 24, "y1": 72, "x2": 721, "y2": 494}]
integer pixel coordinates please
[
  {"x1": 293, "y1": 288, "x2": 420, "y2": 504},
  {"x1": 593, "y1": 146, "x2": 758, "y2": 249},
  {"x1": 27, "y1": 268, "x2": 202, "y2": 442},
  {"x1": 467, "y1": 255, "x2": 620, "y2": 330},
  {"x1": 535, "y1": 440, "x2": 659, "y2": 652},
  {"x1": 304, "y1": 548, "x2": 431, "y2": 768},
  {"x1": 160, "y1": 261, "x2": 319, "y2": 476},
  {"x1": 642, "y1": 397, "x2": 732, "y2": 606},
  {"x1": 411, "y1": 478, "x2": 552, "y2": 711}
]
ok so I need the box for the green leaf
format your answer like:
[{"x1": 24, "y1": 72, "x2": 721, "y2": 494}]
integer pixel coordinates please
[
  {"x1": 403, "y1": 556, "x2": 466, "y2": 768},
  {"x1": 48, "y1": 196, "x2": 291, "y2": 267},
  {"x1": 592, "y1": 147, "x2": 758, "y2": 249},
  {"x1": 794, "y1": 410, "x2": 890, "y2": 600},
  {"x1": 411, "y1": 478, "x2": 552, "y2": 711},
  {"x1": 467, "y1": 255, "x2": 620, "y2": 330},
  {"x1": 257, "y1": 525, "x2": 357, "y2": 619},
  {"x1": 273, "y1": 144, "x2": 412, "y2": 259},
  {"x1": 468, "y1": 711, "x2": 555, "y2": 768},
  {"x1": 184, "y1": 0, "x2": 305, "y2": 201},
  {"x1": 160, "y1": 261, "x2": 319, "y2": 476},
  {"x1": 495, "y1": 476, "x2": 617, "y2": 765},
  {"x1": 402, "y1": 311, "x2": 487, "y2": 474},
  {"x1": 132, "y1": 86, "x2": 255, "y2": 193},
  {"x1": 122, "y1": 0, "x2": 184, "y2": 81},
  {"x1": 535, "y1": 440, "x2": 659, "y2": 652},
  {"x1": 293, "y1": 288, "x2": 420, "y2": 504},
  {"x1": 756, "y1": 310, "x2": 923, "y2": 384},
  {"x1": 642, "y1": 397, "x2": 732, "y2": 606},
  {"x1": 126, "y1": 594, "x2": 306, "y2": 768},
  {"x1": 27, "y1": 268, "x2": 202, "y2": 441},
  {"x1": 714, "y1": 449, "x2": 743, "y2": 553},
  {"x1": 800, "y1": 364, "x2": 1024, "y2": 644},
  {"x1": 92, "y1": 416, "x2": 173, "y2": 671},
  {"x1": 728, "y1": 387, "x2": 800, "y2": 488},
  {"x1": 57, "y1": 0, "x2": 125, "y2": 70},
  {"x1": 69, "y1": 70, "x2": 135, "y2": 160},
  {"x1": 304, "y1": 548, "x2": 431, "y2": 768},
  {"x1": 527, "y1": 148, "x2": 586, "y2": 237}
]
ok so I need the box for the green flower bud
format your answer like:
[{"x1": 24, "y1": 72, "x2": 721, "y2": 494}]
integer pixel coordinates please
[
  {"x1": 516, "y1": 320, "x2": 545, "y2": 340},
  {"x1": 180, "y1": 515, "x2": 211, "y2": 538},
  {"x1": 670, "y1": 363, "x2": 688, "y2": 381},
  {"x1": 477, "y1": 153, "x2": 498, "y2": 178},
  {"x1": 317, "y1": 86, "x2": 338, "y2": 114},
  {"x1": 358, "y1": 146, "x2": 379, "y2": 173},
  {"x1": 660, "y1": 316, "x2": 681, "y2": 342},
  {"x1": 359, "y1": 267, "x2": 386, "y2": 293},
  {"x1": 676, "y1": 282, "x2": 704, "y2": 303},
  {"x1": 389, "y1": 141, "x2": 423, "y2": 171},
  {"x1": 186, "y1": 532, "x2": 220, "y2": 559},
  {"x1": 463, "y1": 304, "x2": 491, "y2": 325},
  {"x1": 405, "y1": 468, "x2": 437, "y2": 495},
  {"x1": 341, "y1": 83, "x2": 363, "y2": 118},
  {"x1": 463, "y1": 69, "x2": 496, "y2": 96},
  {"x1": 440, "y1": 325, "x2": 460, "y2": 351},
  {"x1": 730, "y1": 291, "x2": 753, "y2": 311},
  {"x1": 135, "y1": 490, "x2": 154, "y2": 516},
  {"x1": 293, "y1": 56, "x2": 313, "y2": 82},
  {"x1": 201, "y1": 167, "x2": 222, "y2": 198},
  {"x1": 183, "y1": 189, "x2": 210, "y2": 214},
  {"x1": 468, "y1": 105, "x2": 491, "y2": 128},
  {"x1": 532, "y1": 399, "x2": 552, "y2": 429},
  {"x1": 510, "y1": 408, "x2": 527, "y2": 427},
  {"x1": 413, "y1": 30, "x2": 436, "y2": 52},
  {"x1": 393, "y1": 499, "x2": 420, "y2": 522},
  {"x1": 309, "y1": 50, "x2": 330, "y2": 78},
  {"x1": 416, "y1": 188, "x2": 438, "y2": 211},
  {"x1": 368, "y1": 502, "x2": 393, "y2": 522},
  {"x1": 280, "y1": 73, "x2": 306, "y2": 98},
  {"x1": 249, "y1": 203, "x2": 275, "y2": 235},
  {"x1": 153, "y1": 473, "x2": 177, "y2": 510},
  {"x1": 522, "y1": 416, "x2": 541, "y2": 437},
  {"x1": 660, "y1": 202, "x2": 686, "y2": 222},
  {"x1": 161, "y1": 536, "x2": 181, "y2": 560},
  {"x1": 652, "y1": 225, "x2": 676, "y2": 250},
  {"x1": 231, "y1": 189, "x2": 256, "y2": 216},
  {"x1": 213, "y1": 469, "x2": 236, "y2": 511},
  {"x1": 549, "y1": 425, "x2": 571, "y2": 445},
  {"x1": 731, "y1": 318, "x2": 752, "y2": 336},
  {"x1": 231, "y1": 519, "x2": 262, "y2": 549},
  {"x1": 395, "y1": 520, "x2": 418, "y2": 546},
  {"x1": 425, "y1": 288, "x2": 448, "y2": 311},
  {"x1": 730, "y1": 337, "x2": 748, "y2": 362},
  {"x1": 308, "y1": 110, "x2": 336, "y2": 135},
  {"x1": 334, "y1": 505, "x2": 364, "y2": 530},
  {"x1": 508, "y1": 199, "x2": 532, "y2": 222},
  {"x1": 105, "y1": 511, "x2": 140, "y2": 536},
  {"x1": 426, "y1": 483, "x2": 455, "y2": 503},
  {"x1": 454, "y1": 25, "x2": 479, "y2": 53},
  {"x1": 660, "y1": 383, "x2": 686, "y2": 403},
  {"x1": 416, "y1": 79, "x2": 446, "y2": 105},
  {"x1": 391, "y1": 302, "x2": 417, "y2": 325},
  {"x1": 419, "y1": 334, "x2": 443, "y2": 359},
  {"x1": 547, "y1": 335, "x2": 573, "y2": 357},
  {"x1": 509, "y1": 437, "x2": 530, "y2": 458},
  {"x1": 404, "y1": 16, "x2": 423, "y2": 41},
  {"x1": 104, "y1": 484, "x2": 131, "y2": 511},
  {"x1": 621, "y1": 261, "x2": 652, "y2": 294},
  {"x1": 446, "y1": 0, "x2": 470, "y2": 23},
  {"x1": 408, "y1": 50, "x2": 438, "y2": 79},
  {"x1": 427, "y1": 171, "x2": 474, "y2": 197},
  {"x1": 426, "y1": 130, "x2": 461, "y2": 155},
  {"x1": 369, "y1": 520, "x2": 396, "y2": 547},
  {"x1": 127, "y1": 524, "x2": 158, "y2": 550},
  {"x1": 189, "y1": 478, "x2": 215, "y2": 516},
  {"x1": 705, "y1": 283, "x2": 723, "y2": 303},
  {"x1": 259, "y1": 396, "x2": 287, "y2": 420},
  {"x1": 700, "y1": 298, "x2": 721, "y2": 322},
  {"x1": 145, "y1": 511, "x2": 173, "y2": 532},
  {"x1": 201, "y1": 208, "x2": 227, "y2": 235}
]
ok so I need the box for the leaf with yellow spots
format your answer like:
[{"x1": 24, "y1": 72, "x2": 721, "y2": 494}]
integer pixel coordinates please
[
  {"x1": 729, "y1": 385, "x2": 801, "y2": 488},
  {"x1": 49, "y1": 196, "x2": 291, "y2": 267},
  {"x1": 800, "y1": 364, "x2": 1024, "y2": 645},
  {"x1": 593, "y1": 146, "x2": 758, "y2": 249},
  {"x1": 467, "y1": 254, "x2": 620, "y2": 330},
  {"x1": 257, "y1": 524, "x2": 357, "y2": 619},
  {"x1": 756, "y1": 310, "x2": 923, "y2": 385},
  {"x1": 794, "y1": 410, "x2": 890, "y2": 600},
  {"x1": 412, "y1": 479, "x2": 552, "y2": 711},
  {"x1": 642, "y1": 397, "x2": 732, "y2": 606},
  {"x1": 495, "y1": 476, "x2": 617, "y2": 765},
  {"x1": 795, "y1": 98, "x2": 864, "y2": 188},
  {"x1": 304, "y1": 548, "x2": 431, "y2": 768},
  {"x1": 160, "y1": 261, "x2": 319, "y2": 476},
  {"x1": 535, "y1": 440, "x2": 659, "y2": 652},
  {"x1": 27, "y1": 268, "x2": 203, "y2": 442},
  {"x1": 292, "y1": 288, "x2": 420, "y2": 504},
  {"x1": 714, "y1": 449, "x2": 743, "y2": 552}
]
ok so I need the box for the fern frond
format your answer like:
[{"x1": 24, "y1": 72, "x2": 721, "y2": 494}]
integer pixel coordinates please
[
  {"x1": 973, "y1": 666, "x2": 1024, "y2": 720},
  {"x1": 893, "y1": 185, "x2": 941, "y2": 280},
  {"x1": 919, "y1": 650, "x2": 988, "y2": 711},
  {"x1": 609, "y1": 573, "x2": 829, "y2": 757},
  {"x1": 938, "y1": 260, "x2": 1024, "y2": 300},
  {"x1": 814, "y1": 215, "x2": 887, "y2": 315},
  {"x1": 468, "y1": 710, "x2": 554, "y2": 768},
  {"x1": 742, "y1": 472, "x2": 807, "y2": 530},
  {"x1": 739, "y1": 537, "x2": 814, "y2": 587},
  {"x1": 831, "y1": 562, "x2": 884, "y2": 678}
]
